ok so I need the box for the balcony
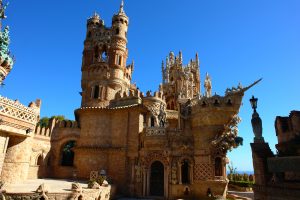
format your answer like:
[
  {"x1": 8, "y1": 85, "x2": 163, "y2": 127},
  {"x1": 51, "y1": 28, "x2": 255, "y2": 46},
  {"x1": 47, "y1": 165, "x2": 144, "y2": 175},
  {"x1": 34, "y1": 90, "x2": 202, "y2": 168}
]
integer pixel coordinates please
[{"x1": 145, "y1": 127, "x2": 166, "y2": 136}]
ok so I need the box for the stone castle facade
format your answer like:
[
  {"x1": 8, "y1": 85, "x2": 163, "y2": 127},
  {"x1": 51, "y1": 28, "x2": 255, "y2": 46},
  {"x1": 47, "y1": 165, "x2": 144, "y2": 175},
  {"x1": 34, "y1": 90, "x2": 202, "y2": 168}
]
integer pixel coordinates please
[{"x1": 0, "y1": 1, "x2": 259, "y2": 199}]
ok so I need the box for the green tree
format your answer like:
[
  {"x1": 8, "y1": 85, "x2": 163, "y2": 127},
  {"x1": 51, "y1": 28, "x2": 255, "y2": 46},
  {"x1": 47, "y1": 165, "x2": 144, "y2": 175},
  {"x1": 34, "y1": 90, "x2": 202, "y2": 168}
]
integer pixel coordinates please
[
  {"x1": 37, "y1": 115, "x2": 66, "y2": 127},
  {"x1": 227, "y1": 162, "x2": 237, "y2": 181},
  {"x1": 37, "y1": 117, "x2": 49, "y2": 128}
]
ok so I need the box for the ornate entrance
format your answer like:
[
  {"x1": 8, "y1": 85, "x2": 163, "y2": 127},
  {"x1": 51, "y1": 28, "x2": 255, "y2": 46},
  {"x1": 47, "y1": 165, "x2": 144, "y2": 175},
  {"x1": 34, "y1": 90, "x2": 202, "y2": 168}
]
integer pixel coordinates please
[{"x1": 150, "y1": 161, "x2": 164, "y2": 196}]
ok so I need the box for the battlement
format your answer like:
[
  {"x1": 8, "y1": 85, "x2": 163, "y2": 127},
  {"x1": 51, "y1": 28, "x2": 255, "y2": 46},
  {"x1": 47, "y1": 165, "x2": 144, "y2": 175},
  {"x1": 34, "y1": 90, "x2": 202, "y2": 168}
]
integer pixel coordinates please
[
  {"x1": 110, "y1": 89, "x2": 142, "y2": 108},
  {"x1": 143, "y1": 90, "x2": 165, "y2": 101},
  {"x1": 34, "y1": 118, "x2": 79, "y2": 138}
]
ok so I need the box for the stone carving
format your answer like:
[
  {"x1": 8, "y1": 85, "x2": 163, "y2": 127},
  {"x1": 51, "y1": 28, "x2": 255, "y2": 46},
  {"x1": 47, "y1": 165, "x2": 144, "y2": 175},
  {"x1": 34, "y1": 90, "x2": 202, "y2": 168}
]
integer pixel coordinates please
[
  {"x1": 0, "y1": 1, "x2": 8, "y2": 20},
  {"x1": 194, "y1": 164, "x2": 213, "y2": 181},
  {"x1": 35, "y1": 183, "x2": 49, "y2": 200},
  {"x1": 158, "y1": 103, "x2": 167, "y2": 127},
  {"x1": 145, "y1": 127, "x2": 165, "y2": 136},
  {"x1": 204, "y1": 73, "x2": 212, "y2": 97},
  {"x1": 0, "y1": 96, "x2": 39, "y2": 124},
  {"x1": 72, "y1": 183, "x2": 84, "y2": 200},
  {"x1": 171, "y1": 163, "x2": 177, "y2": 184},
  {"x1": 211, "y1": 115, "x2": 242, "y2": 153}
]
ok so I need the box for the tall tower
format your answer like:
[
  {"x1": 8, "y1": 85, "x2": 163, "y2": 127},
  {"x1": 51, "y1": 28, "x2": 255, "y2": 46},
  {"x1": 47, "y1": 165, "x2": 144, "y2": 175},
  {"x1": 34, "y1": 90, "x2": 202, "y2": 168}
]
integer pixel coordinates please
[
  {"x1": 0, "y1": 0, "x2": 14, "y2": 85},
  {"x1": 80, "y1": 0, "x2": 134, "y2": 108}
]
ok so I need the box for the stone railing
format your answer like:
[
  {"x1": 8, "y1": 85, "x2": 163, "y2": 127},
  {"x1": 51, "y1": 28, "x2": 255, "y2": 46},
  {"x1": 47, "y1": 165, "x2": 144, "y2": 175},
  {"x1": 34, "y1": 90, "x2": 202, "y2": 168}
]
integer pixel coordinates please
[
  {"x1": 145, "y1": 127, "x2": 166, "y2": 136},
  {"x1": 0, "y1": 96, "x2": 39, "y2": 125}
]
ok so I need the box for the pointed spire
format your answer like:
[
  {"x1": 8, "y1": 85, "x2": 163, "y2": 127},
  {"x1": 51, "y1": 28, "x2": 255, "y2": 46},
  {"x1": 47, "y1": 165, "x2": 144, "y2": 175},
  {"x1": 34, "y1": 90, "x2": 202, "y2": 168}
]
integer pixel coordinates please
[
  {"x1": 119, "y1": 0, "x2": 125, "y2": 13},
  {"x1": 195, "y1": 52, "x2": 199, "y2": 68}
]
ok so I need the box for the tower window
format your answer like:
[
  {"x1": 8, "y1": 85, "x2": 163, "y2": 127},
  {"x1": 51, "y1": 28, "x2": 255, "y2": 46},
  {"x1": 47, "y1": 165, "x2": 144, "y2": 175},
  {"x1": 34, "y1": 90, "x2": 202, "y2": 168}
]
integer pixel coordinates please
[
  {"x1": 116, "y1": 28, "x2": 120, "y2": 35},
  {"x1": 116, "y1": 55, "x2": 122, "y2": 66},
  {"x1": 150, "y1": 117, "x2": 155, "y2": 127},
  {"x1": 94, "y1": 85, "x2": 100, "y2": 99},
  {"x1": 87, "y1": 31, "x2": 92, "y2": 38}
]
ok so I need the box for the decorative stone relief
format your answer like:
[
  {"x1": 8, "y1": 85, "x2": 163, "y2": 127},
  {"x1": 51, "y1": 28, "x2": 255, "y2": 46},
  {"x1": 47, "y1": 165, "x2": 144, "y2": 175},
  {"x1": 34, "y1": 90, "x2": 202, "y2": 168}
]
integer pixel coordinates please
[{"x1": 194, "y1": 164, "x2": 213, "y2": 181}]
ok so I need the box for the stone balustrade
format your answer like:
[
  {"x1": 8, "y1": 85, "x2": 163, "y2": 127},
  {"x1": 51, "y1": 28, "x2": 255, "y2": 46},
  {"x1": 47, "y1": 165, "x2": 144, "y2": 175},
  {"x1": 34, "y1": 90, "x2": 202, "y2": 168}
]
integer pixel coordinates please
[{"x1": 145, "y1": 127, "x2": 165, "y2": 136}]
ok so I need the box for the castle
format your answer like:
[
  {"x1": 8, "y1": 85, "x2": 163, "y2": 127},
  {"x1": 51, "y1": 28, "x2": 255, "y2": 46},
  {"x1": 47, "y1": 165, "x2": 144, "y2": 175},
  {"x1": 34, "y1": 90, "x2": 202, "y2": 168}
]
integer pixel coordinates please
[{"x1": 0, "y1": 1, "x2": 259, "y2": 199}]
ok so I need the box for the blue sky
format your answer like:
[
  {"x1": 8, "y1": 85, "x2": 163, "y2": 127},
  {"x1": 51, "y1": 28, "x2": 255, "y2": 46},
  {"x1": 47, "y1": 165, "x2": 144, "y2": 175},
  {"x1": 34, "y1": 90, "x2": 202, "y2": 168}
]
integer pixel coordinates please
[{"x1": 2, "y1": 0, "x2": 300, "y2": 171}]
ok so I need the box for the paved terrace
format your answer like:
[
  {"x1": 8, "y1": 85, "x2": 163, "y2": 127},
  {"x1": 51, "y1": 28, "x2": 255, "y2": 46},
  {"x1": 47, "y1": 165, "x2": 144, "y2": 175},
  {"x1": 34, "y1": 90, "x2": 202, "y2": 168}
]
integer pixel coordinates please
[{"x1": 4, "y1": 179, "x2": 87, "y2": 193}]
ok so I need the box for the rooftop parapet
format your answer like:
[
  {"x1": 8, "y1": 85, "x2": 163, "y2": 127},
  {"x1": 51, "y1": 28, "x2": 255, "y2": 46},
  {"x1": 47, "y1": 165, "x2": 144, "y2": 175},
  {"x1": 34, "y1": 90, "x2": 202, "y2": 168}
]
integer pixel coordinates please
[{"x1": 0, "y1": 96, "x2": 41, "y2": 136}]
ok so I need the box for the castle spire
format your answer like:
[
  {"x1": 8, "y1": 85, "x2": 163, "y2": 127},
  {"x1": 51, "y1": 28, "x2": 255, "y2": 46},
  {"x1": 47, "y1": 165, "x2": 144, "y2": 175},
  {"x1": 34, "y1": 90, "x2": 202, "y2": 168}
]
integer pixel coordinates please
[{"x1": 119, "y1": 0, "x2": 125, "y2": 14}]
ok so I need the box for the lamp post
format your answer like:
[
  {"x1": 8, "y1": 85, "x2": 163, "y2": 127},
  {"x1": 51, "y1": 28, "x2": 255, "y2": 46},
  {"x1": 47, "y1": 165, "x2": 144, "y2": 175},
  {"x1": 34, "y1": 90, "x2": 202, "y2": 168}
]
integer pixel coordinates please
[{"x1": 250, "y1": 96, "x2": 264, "y2": 143}]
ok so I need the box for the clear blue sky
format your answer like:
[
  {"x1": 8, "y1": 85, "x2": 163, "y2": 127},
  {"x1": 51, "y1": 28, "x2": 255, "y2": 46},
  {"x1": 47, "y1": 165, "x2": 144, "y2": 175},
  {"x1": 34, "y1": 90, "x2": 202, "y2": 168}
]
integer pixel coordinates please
[{"x1": 2, "y1": 0, "x2": 300, "y2": 171}]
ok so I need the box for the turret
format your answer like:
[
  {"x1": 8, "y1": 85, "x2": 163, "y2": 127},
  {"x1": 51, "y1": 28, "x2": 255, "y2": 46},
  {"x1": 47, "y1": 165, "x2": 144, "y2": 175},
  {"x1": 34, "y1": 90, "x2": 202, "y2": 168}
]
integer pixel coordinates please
[
  {"x1": 162, "y1": 51, "x2": 201, "y2": 110},
  {"x1": 80, "y1": 1, "x2": 133, "y2": 108},
  {"x1": 107, "y1": 0, "x2": 131, "y2": 92}
]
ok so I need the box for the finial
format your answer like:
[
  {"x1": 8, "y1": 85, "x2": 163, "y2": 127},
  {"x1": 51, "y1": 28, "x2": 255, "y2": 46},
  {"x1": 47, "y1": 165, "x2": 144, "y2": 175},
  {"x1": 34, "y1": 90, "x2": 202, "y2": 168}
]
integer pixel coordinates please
[{"x1": 119, "y1": 0, "x2": 124, "y2": 13}]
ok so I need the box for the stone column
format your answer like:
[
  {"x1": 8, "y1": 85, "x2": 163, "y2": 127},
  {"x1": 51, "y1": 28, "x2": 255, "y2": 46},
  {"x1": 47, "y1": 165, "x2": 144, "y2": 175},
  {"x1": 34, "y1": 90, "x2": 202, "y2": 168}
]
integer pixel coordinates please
[
  {"x1": 178, "y1": 161, "x2": 182, "y2": 184},
  {"x1": 0, "y1": 132, "x2": 9, "y2": 175},
  {"x1": 189, "y1": 163, "x2": 194, "y2": 184},
  {"x1": 142, "y1": 168, "x2": 147, "y2": 196},
  {"x1": 165, "y1": 165, "x2": 169, "y2": 199}
]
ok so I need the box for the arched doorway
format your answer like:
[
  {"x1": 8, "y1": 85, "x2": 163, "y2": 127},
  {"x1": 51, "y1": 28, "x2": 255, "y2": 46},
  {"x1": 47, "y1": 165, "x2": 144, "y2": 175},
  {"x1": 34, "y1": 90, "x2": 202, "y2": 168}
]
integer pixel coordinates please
[
  {"x1": 61, "y1": 140, "x2": 76, "y2": 166},
  {"x1": 150, "y1": 161, "x2": 164, "y2": 196}
]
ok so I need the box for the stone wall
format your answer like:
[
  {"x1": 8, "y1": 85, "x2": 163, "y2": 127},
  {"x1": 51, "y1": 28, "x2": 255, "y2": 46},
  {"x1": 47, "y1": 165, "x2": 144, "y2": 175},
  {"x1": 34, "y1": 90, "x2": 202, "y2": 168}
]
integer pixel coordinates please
[
  {"x1": 1, "y1": 136, "x2": 32, "y2": 183},
  {"x1": 0, "y1": 132, "x2": 9, "y2": 174}
]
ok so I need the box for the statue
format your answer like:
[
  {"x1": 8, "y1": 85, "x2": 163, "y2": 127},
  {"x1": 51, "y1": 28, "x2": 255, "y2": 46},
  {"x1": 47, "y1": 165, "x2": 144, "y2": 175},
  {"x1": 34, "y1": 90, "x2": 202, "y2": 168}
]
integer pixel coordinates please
[
  {"x1": 204, "y1": 73, "x2": 212, "y2": 97},
  {"x1": 158, "y1": 103, "x2": 166, "y2": 127},
  {"x1": 0, "y1": 26, "x2": 10, "y2": 54},
  {"x1": 251, "y1": 111, "x2": 263, "y2": 142},
  {"x1": 0, "y1": 1, "x2": 8, "y2": 20}
]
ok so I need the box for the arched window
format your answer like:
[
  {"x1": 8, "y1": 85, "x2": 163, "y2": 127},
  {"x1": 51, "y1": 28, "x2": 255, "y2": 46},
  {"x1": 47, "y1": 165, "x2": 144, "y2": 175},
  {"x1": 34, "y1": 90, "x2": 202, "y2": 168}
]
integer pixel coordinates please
[
  {"x1": 118, "y1": 56, "x2": 122, "y2": 66},
  {"x1": 150, "y1": 117, "x2": 155, "y2": 127},
  {"x1": 94, "y1": 85, "x2": 99, "y2": 99},
  {"x1": 181, "y1": 160, "x2": 189, "y2": 184},
  {"x1": 94, "y1": 46, "x2": 99, "y2": 61},
  {"x1": 116, "y1": 28, "x2": 120, "y2": 35},
  {"x1": 215, "y1": 157, "x2": 222, "y2": 176},
  {"x1": 61, "y1": 141, "x2": 76, "y2": 166}
]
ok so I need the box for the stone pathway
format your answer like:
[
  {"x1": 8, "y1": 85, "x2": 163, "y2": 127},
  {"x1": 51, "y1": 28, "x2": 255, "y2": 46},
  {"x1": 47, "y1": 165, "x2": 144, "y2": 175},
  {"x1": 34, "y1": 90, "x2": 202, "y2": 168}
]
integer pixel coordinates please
[
  {"x1": 5, "y1": 178, "x2": 87, "y2": 193},
  {"x1": 228, "y1": 191, "x2": 254, "y2": 200}
]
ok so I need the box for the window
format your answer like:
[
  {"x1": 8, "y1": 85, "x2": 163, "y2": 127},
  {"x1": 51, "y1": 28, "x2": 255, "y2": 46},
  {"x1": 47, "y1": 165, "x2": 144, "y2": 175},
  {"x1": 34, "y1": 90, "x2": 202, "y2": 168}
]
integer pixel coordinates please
[
  {"x1": 116, "y1": 28, "x2": 120, "y2": 35},
  {"x1": 215, "y1": 157, "x2": 222, "y2": 176},
  {"x1": 119, "y1": 56, "x2": 122, "y2": 66},
  {"x1": 181, "y1": 160, "x2": 189, "y2": 184},
  {"x1": 94, "y1": 85, "x2": 99, "y2": 99},
  {"x1": 150, "y1": 117, "x2": 155, "y2": 127},
  {"x1": 61, "y1": 141, "x2": 76, "y2": 166},
  {"x1": 94, "y1": 46, "x2": 99, "y2": 60},
  {"x1": 116, "y1": 55, "x2": 122, "y2": 66}
]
